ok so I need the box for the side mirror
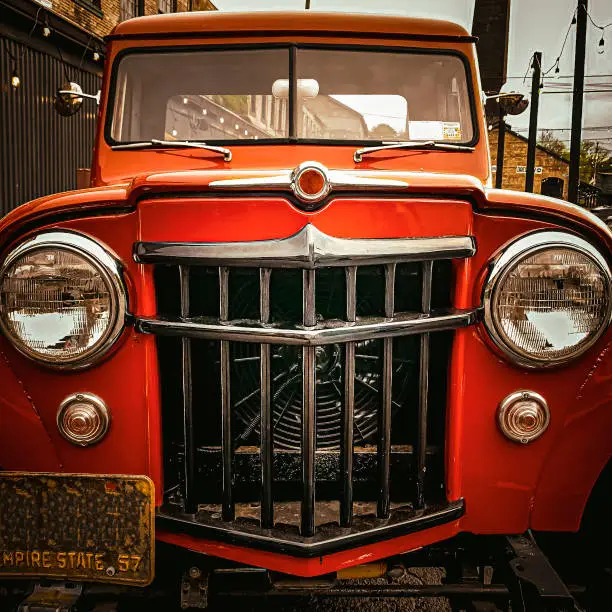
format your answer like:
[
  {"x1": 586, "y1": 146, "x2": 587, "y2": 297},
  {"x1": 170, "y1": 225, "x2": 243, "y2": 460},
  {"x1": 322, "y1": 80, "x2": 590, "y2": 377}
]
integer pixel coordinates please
[
  {"x1": 486, "y1": 83, "x2": 530, "y2": 116},
  {"x1": 498, "y1": 92, "x2": 529, "y2": 115},
  {"x1": 54, "y1": 82, "x2": 101, "y2": 116}
]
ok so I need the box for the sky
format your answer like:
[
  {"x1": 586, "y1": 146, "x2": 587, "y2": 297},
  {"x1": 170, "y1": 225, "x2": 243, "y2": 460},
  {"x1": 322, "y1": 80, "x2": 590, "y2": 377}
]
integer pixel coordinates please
[{"x1": 213, "y1": 0, "x2": 612, "y2": 151}]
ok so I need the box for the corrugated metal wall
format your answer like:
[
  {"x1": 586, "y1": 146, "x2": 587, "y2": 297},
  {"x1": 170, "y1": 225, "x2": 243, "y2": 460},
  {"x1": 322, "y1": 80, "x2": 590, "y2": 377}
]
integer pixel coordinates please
[{"x1": 0, "y1": 36, "x2": 101, "y2": 217}]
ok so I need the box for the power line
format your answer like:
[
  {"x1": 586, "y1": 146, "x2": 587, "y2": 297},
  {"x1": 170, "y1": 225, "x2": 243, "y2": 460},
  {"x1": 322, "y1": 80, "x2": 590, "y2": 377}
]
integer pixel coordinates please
[
  {"x1": 514, "y1": 126, "x2": 612, "y2": 131},
  {"x1": 485, "y1": 74, "x2": 612, "y2": 79},
  {"x1": 540, "y1": 89, "x2": 612, "y2": 94},
  {"x1": 540, "y1": 137, "x2": 612, "y2": 142}
]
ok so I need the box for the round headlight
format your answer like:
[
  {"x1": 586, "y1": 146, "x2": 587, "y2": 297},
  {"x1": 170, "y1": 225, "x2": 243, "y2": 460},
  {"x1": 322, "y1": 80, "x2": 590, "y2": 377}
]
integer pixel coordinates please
[
  {"x1": 0, "y1": 231, "x2": 126, "y2": 368},
  {"x1": 484, "y1": 231, "x2": 612, "y2": 367}
]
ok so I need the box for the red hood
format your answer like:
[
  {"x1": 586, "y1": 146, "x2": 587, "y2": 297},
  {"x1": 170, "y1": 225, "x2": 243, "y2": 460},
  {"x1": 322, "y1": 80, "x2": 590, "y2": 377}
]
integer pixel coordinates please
[{"x1": 1, "y1": 170, "x2": 610, "y2": 251}]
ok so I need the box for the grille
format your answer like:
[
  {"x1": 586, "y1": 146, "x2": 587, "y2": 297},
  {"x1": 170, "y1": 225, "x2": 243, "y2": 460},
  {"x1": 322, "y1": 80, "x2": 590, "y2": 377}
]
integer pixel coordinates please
[{"x1": 135, "y1": 225, "x2": 477, "y2": 550}]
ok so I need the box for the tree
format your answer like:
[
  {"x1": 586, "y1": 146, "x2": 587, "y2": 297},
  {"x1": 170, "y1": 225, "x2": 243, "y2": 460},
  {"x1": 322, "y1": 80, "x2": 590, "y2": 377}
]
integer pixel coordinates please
[
  {"x1": 369, "y1": 123, "x2": 398, "y2": 140},
  {"x1": 537, "y1": 131, "x2": 612, "y2": 184},
  {"x1": 537, "y1": 130, "x2": 567, "y2": 158},
  {"x1": 579, "y1": 140, "x2": 612, "y2": 184}
]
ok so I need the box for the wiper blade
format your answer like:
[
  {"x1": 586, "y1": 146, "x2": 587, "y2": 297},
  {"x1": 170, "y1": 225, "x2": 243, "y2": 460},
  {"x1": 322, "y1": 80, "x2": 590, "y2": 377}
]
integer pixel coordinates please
[
  {"x1": 354, "y1": 140, "x2": 475, "y2": 163},
  {"x1": 111, "y1": 139, "x2": 232, "y2": 161}
]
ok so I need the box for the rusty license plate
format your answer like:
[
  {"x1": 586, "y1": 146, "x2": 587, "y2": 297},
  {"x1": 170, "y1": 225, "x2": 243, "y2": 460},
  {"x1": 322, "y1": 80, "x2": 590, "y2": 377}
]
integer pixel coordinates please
[{"x1": 0, "y1": 473, "x2": 154, "y2": 585}]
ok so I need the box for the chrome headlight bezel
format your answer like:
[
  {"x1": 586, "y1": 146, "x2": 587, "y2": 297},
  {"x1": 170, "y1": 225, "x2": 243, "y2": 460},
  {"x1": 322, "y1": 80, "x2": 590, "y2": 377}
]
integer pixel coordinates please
[
  {"x1": 0, "y1": 231, "x2": 127, "y2": 369},
  {"x1": 483, "y1": 231, "x2": 612, "y2": 368}
]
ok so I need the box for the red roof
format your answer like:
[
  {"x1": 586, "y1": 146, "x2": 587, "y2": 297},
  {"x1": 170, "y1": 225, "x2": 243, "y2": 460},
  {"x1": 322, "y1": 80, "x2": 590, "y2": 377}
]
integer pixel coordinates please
[{"x1": 110, "y1": 11, "x2": 472, "y2": 40}]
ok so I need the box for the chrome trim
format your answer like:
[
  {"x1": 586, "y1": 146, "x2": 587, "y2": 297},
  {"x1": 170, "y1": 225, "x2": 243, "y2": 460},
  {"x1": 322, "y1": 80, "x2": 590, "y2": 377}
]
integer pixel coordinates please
[
  {"x1": 179, "y1": 265, "x2": 197, "y2": 513},
  {"x1": 56, "y1": 392, "x2": 111, "y2": 447},
  {"x1": 0, "y1": 231, "x2": 127, "y2": 369},
  {"x1": 378, "y1": 263, "x2": 395, "y2": 518},
  {"x1": 207, "y1": 163, "x2": 411, "y2": 194},
  {"x1": 303, "y1": 269, "x2": 316, "y2": 327},
  {"x1": 497, "y1": 390, "x2": 550, "y2": 444},
  {"x1": 291, "y1": 161, "x2": 331, "y2": 203},
  {"x1": 482, "y1": 231, "x2": 612, "y2": 368},
  {"x1": 136, "y1": 309, "x2": 478, "y2": 345},
  {"x1": 302, "y1": 344, "x2": 316, "y2": 536},
  {"x1": 416, "y1": 260, "x2": 434, "y2": 509},
  {"x1": 341, "y1": 265, "x2": 357, "y2": 527},
  {"x1": 218, "y1": 266, "x2": 234, "y2": 520},
  {"x1": 134, "y1": 225, "x2": 476, "y2": 268}
]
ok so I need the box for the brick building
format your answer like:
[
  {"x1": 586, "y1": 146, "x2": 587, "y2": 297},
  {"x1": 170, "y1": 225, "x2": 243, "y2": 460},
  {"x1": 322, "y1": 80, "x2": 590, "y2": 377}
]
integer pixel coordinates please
[
  {"x1": 0, "y1": 0, "x2": 216, "y2": 216},
  {"x1": 489, "y1": 125, "x2": 570, "y2": 199}
]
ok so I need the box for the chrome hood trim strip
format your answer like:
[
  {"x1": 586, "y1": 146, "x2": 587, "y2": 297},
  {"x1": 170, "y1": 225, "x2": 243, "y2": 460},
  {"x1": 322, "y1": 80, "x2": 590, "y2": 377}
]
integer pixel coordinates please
[
  {"x1": 134, "y1": 225, "x2": 476, "y2": 268},
  {"x1": 207, "y1": 168, "x2": 411, "y2": 193},
  {"x1": 136, "y1": 308, "x2": 479, "y2": 346}
]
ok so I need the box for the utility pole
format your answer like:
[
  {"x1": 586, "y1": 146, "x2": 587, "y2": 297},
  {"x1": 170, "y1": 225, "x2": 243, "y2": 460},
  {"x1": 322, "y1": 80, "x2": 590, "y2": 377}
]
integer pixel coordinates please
[
  {"x1": 525, "y1": 52, "x2": 541, "y2": 193},
  {"x1": 305, "y1": 0, "x2": 310, "y2": 8},
  {"x1": 569, "y1": 0, "x2": 588, "y2": 203},
  {"x1": 495, "y1": 110, "x2": 506, "y2": 189}
]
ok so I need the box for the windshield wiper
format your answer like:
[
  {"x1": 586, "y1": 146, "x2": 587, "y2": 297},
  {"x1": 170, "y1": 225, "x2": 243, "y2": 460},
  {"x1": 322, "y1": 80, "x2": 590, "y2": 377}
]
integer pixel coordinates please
[
  {"x1": 112, "y1": 139, "x2": 232, "y2": 161},
  {"x1": 354, "y1": 140, "x2": 475, "y2": 163}
]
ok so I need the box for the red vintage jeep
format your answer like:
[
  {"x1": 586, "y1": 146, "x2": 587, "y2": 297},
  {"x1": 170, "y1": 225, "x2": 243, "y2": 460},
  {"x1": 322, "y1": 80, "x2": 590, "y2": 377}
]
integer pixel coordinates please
[{"x1": 0, "y1": 11, "x2": 611, "y2": 611}]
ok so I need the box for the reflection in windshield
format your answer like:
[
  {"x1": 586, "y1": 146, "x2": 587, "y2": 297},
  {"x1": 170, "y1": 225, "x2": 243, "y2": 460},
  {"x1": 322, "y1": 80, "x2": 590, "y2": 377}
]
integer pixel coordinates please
[{"x1": 110, "y1": 48, "x2": 474, "y2": 144}]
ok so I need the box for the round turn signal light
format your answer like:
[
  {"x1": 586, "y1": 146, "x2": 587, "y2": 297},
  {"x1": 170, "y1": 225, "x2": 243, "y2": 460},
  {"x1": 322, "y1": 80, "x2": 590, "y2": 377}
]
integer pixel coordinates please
[
  {"x1": 57, "y1": 393, "x2": 110, "y2": 446},
  {"x1": 292, "y1": 162, "x2": 330, "y2": 204},
  {"x1": 497, "y1": 390, "x2": 549, "y2": 444}
]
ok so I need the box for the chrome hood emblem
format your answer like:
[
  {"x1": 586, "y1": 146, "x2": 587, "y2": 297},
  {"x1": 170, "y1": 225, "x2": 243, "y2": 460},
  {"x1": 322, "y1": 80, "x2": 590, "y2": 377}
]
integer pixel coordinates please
[{"x1": 208, "y1": 162, "x2": 410, "y2": 208}]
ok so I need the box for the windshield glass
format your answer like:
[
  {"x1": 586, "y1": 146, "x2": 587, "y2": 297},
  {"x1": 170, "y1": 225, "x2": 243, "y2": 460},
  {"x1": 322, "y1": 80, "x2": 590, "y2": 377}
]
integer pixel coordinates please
[{"x1": 109, "y1": 47, "x2": 475, "y2": 145}]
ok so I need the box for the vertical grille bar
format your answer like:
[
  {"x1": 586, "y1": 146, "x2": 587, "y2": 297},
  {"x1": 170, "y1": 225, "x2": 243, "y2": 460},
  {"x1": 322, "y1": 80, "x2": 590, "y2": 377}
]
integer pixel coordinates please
[
  {"x1": 302, "y1": 269, "x2": 316, "y2": 536},
  {"x1": 179, "y1": 265, "x2": 197, "y2": 513},
  {"x1": 416, "y1": 260, "x2": 434, "y2": 509},
  {"x1": 259, "y1": 268, "x2": 273, "y2": 529},
  {"x1": 340, "y1": 266, "x2": 357, "y2": 527},
  {"x1": 303, "y1": 268, "x2": 316, "y2": 328},
  {"x1": 378, "y1": 263, "x2": 396, "y2": 518},
  {"x1": 219, "y1": 267, "x2": 234, "y2": 521}
]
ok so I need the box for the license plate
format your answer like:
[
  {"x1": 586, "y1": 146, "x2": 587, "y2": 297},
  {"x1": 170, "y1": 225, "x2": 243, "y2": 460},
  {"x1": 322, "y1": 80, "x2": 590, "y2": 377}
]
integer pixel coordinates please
[{"x1": 0, "y1": 473, "x2": 154, "y2": 585}]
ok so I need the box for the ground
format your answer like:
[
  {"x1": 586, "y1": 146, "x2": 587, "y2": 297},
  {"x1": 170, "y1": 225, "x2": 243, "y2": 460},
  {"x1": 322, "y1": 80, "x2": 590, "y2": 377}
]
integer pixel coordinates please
[{"x1": 313, "y1": 569, "x2": 450, "y2": 611}]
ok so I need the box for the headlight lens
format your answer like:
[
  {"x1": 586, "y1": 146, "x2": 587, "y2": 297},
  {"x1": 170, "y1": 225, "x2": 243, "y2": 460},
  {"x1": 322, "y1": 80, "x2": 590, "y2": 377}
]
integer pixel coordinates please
[
  {"x1": 484, "y1": 231, "x2": 612, "y2": 367},
  {"x1": 0, "y1": 232, "x2": 126, "y2": 367}
]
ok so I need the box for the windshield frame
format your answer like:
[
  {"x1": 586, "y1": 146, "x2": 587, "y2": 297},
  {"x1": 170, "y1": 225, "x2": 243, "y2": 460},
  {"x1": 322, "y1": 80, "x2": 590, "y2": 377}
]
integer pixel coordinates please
[{"x1": 103, "y1": 42, "x2": 480, "y2": 149}]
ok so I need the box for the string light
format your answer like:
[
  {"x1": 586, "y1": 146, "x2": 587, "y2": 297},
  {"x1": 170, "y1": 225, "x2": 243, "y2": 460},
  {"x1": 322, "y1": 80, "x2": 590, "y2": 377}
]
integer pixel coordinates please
[
  {"x1": 93, "y1": 51, "x2": 100, "y2": 61},
  {"x1": 541, "y1": 10, "x2": 576, "y2": 77},
  {"x1": 10, "y1": 70, "x2": 20, "y2": 88},
  {"x1": 42, "y1": 26, "x2": 51, "y2": 37},
  {"x1": 586, "y1": 8, "x2": 611, "y2": 55}
]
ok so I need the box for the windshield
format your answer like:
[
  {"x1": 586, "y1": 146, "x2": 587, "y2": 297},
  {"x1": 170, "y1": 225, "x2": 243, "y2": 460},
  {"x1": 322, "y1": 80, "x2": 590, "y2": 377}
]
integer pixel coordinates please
[{"x1": 108, "y1": 47, "x2": 475, "y2": 145}]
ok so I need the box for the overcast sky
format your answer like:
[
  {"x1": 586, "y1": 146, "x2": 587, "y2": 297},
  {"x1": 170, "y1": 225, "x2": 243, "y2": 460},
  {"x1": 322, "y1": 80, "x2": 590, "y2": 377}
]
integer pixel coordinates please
[{"x1": 213, "y1": 0, "x2": 612, "y2": 150}]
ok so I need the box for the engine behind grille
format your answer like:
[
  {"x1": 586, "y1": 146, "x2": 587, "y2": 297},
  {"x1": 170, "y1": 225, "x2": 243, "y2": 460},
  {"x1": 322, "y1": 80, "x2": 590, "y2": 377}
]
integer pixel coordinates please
[{"x1": 135, "y1": 225, "x2": 477, "y2": 551}]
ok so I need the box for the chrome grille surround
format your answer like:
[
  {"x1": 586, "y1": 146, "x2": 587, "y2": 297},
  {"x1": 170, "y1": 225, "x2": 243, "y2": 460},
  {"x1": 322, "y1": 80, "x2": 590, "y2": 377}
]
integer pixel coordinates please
[{"x1": 135, "y1": 225, "x2": 478, "y2": 553}]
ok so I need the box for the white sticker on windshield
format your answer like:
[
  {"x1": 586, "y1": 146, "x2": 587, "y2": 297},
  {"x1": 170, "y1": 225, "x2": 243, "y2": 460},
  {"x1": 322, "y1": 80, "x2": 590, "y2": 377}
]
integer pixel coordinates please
[
  {"x1": 443, "y1": 122, "x2": 462, "y2": 140},
  {"x1": 408, "y1": 121, "x2": 444, "y2": 141},
  {"x1": 408, "y1": 121, "x2": 463, "y2": 141}
]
